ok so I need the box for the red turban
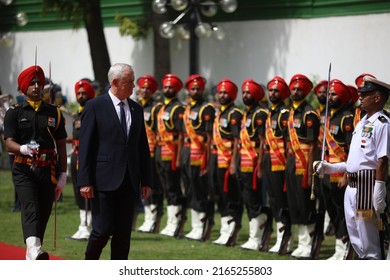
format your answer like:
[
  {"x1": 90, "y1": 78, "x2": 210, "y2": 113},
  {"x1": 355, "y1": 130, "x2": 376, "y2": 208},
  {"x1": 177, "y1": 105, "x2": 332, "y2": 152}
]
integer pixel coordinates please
[
  {"x1": 18, "y1": 65, "x2": 45, "y2": 94},
  {"x1": 74, "y1": 80, "x2": 95, "y2": 100},
  {"x1": 355, "y1": 73, "x2": 376, "y2": 89},
  {"x1": 185, "y1": 74, "x2": 206, "y2": 92},
  {"x1": 314, "y1": 80, "x2": 328, "y2": 95},
  {"x1": 347, "y1": 85, "x2": 359, "y2": 102},
  {"x1": 162, "y1": 73, "x2": 183, "y2": 93},
  {"x1": 217, "y1": 78, "x2": 238, "y2": 101},
  {"x1": 267, "y1": 76, "x2": 290, "y2": 101},
  {"x1": 329, "y1": 79, "x2": 350, "y2": 104},
  {"x1": 241, "y1": 79, "x2": 265, "y2": 101},
  {"x1": 137, "y1": 74, "x2": 158, "y2": 94},
  {"x1": 289, "y1": 74, "x2": 313, "y2": 96}
]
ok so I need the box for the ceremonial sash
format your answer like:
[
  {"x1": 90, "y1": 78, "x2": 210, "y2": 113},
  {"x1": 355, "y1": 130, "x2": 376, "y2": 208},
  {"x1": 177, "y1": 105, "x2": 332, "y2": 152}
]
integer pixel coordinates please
[
  {"x1": 239, "y1": 114, "x2": 259, "y2": 190},
  {"x1": 213, "y1": 112, "x2": 233, "y2": 192},
  {"x1": 265, "y1": 114, "x2": 286, "y2": 171},
  {"x1": 184, "y1": 106, "x2": 207, "y2": 169},
  {"x1": 144, "y1": 103, "x2": 161, "y2": 157},
  {"x1": 318, "y1": 121, "x2": 324, "y2": 149},
  {"x1": 354, "y1": 108, "x2": 361, "y2": 127},
  {"x1": 145, "y1": 125, "x2": 157, "y2": 157},
  {"x1": 157, "y1": 105, "x2": 177, "y2": 171},
  {"x1": 325, "y1": 116, "x2": 347, "y2": 182},
  {"x1": 287, "y1": 109, "x2": 310, "y2": 189}
]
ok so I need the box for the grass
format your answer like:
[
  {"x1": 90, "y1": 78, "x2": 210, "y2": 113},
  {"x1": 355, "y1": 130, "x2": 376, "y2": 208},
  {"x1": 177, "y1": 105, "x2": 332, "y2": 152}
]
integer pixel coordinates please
[{"x1": 0, "y1": 168, "x2": 336, "y2": 260}]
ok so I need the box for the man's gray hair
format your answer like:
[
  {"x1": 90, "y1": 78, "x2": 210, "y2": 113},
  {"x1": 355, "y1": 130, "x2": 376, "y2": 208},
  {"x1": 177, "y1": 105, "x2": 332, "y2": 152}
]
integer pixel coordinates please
[{"x1": 107, "y1": 63, "x2": 133, "y2": 85}]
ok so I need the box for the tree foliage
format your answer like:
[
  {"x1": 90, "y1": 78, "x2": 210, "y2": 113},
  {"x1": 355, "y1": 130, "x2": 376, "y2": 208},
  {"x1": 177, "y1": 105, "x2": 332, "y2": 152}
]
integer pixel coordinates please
[
  {"x1": 42, "y1": 0, "x2": 92, "y2": 28},
  {"x1": 115, "y1": 15, "x2": 151, "y2": 41}
]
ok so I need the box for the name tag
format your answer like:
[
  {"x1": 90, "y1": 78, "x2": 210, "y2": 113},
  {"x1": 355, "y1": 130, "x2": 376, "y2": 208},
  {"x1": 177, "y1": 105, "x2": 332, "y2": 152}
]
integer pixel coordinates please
[
  {"x1": 162, "y1": 111, "x2": 170, "y2": 121},
  {"x1": 293, "y1": 118, "x2": 301, "y2": 128},
  {"x1": 219, "y1": 118, "x2": 228, "y2": 128},
  {"x1": 144, "y1": 112, "x2": 151, "y2": 121},
  {"x1": 189, "y1": 111, "x2": 198, "y2": 120}
]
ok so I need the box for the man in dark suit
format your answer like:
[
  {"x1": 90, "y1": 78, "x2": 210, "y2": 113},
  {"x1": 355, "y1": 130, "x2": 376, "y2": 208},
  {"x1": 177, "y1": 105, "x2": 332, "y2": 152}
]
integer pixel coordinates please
[{"x1": 77, "y1": 63, "x2": 152, "y2": 260}]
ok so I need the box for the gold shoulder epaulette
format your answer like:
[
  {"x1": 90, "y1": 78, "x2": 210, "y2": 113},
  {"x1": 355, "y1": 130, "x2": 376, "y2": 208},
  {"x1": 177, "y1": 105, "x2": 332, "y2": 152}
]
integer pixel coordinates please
[{"x1": 378, "y1": 115, "x2": 388, "y2": 123}]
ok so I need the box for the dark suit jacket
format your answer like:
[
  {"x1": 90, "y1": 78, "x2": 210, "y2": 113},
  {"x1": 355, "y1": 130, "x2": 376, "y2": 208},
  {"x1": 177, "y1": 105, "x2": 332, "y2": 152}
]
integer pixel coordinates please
[{"x1": 77, "y1": 93, "x2": 152, "y2": 194}]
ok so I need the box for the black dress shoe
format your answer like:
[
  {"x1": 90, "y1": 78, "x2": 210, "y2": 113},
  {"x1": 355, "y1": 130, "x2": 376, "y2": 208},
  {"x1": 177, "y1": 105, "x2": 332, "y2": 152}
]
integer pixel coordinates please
[{"x1": 36, "y1": 251, "x2": 49, "y2": 260}]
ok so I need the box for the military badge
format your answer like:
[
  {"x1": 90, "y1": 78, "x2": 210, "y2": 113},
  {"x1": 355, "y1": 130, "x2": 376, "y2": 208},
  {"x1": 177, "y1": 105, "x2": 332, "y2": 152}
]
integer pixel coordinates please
[
  {"x1": 48, "y1": 117, "x2": 56, "y2": 127},
  {"x1": 219, "y1": 118, "x2": 228, "y2": 128}
]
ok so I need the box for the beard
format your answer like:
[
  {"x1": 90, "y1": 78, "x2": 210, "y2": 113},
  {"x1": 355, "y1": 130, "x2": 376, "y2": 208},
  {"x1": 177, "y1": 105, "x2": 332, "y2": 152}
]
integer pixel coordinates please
[
  {"x1": 219, "y1": 96, "x2": 231, "y2": 105},
  {"x1": 269, "y1": 94, "x2": 280, "y2": 104},
  {"x1": 317, "y1": 96, "x2": 326, "y2": 105},
  {"x1": 163, "y1": 91, "x2": 175, "y2": 99},
  {"x1": 243, "y1": 97, "x2": 255, "y2": 106},
  {"x1": 329, "y1": 99, "x2": 342, "y2": 109},
  {"x1": 190, "y1": 93, "x2": 202, "y2": 101}
]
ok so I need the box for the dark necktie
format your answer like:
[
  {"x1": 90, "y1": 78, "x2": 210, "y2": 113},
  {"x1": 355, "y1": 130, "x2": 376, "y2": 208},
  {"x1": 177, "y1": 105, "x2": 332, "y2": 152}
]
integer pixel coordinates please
[{"x1": 119, "y1": 101, "x2": 127, "y2": 137}]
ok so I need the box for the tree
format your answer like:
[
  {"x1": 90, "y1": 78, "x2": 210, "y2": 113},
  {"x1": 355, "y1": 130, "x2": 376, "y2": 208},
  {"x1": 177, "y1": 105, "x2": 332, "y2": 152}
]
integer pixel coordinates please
[
  {"x1": 116, "y1": 11, "x2": 171, "y2": 85},
  {"x1": 42, "y1": 0, "x2": 111, "y2": 92}
]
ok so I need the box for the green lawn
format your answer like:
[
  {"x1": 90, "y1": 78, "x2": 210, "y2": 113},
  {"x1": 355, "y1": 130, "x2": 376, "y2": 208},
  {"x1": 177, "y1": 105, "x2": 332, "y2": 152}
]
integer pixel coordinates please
[{"x1": 0, "y1": 169, "x2": 336, "y2": 260}]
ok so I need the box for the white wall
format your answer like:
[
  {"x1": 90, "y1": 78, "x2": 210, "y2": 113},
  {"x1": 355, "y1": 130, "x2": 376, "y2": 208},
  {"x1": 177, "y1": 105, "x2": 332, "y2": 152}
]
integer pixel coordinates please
[{"x1": 1, "y1": 12, "x2": 390, "y2": 102}]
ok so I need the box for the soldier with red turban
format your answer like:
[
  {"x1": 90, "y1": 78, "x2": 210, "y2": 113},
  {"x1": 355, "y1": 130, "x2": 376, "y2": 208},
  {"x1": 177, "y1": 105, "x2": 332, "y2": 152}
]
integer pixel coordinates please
[
  {"x1": 136, "y1": 74, "x2": 164, "y2": 234},
  {"x1": 66, "y1": 79, "x2": 96, "y2": 241},
  {"x1": 212, "y1": 78, "x2": 243, "y2": 246},
  {"x1": 182, "y1": 74, "x2": 216, "y2": 241},
  {"x1": 317, "y1": 78, "x2": 354, "y2": 259},
  {"x1": 237, "y1": 79, "x2": 271, "y2": 251},
  {"x1": 157, "y1": 73, "x2": 187, "y2": 238},
  {"x1": 3, "y1": 65, "x2": 68, "y2": 259},
  {"x1": 285, "y1": 74, "x2": 320, "y2": 259},
  {"x1": 262, "y1": 76, "x2": 292, "y2": 254}
]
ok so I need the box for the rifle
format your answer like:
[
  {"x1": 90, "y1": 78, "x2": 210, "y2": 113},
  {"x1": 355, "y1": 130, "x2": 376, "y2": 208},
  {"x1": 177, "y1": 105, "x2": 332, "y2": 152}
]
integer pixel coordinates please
[
  {"x1": 309, "y1": 63, "x2": 331, "y2": 259},
  {"x1": 259, "y1": 206, "x2": 273, "y2": 251},
  {"x1": 278, "y1": 208, "x2": 292, "y2": 255},
  {"x1": 379, "y1": 212, "x2": 390, "y2": 260},
  {"x1": 309, "y1": 177, "x2": 325, "y2": 259}
]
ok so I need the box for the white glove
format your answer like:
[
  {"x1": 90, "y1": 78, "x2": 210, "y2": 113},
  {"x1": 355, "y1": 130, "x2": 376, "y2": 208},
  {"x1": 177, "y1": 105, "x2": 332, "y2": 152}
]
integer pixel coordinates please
[
  {"x1": 313, "y1": 160, "x2": 346, "y2": 175},
  {"x1": 373, "y1": 180, "x2": 387, "y2": 214},
  {"x1": 20, "y1": 144, "x2": 33, "y2": 157},
  {"x1": 55, "y1": 172, "x2": 67, "y2": 201}
]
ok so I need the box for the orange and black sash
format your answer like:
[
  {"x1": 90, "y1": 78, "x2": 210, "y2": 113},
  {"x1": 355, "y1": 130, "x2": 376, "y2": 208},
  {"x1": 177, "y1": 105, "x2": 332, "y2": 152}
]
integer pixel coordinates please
[
  {"x1": 213, "y1": 112, "x2": 233, "y2": 192},
  {"x1": 157, "y1": 105, "x2": 177, "y2": 171},
  {"x1": 183, "y1": 106, "x2": 207, "y2": 169},
  {"x1": 239, "y1": 114, "x2": 259, "y2": 190},
  {"x1": 354, "y1": 108, "x2": 361, "y2": 127},
  {"x1": 325, "y1": 116, "x2": 348, "y2": 182},
  {"x1": 287, "y1": 109, "x2": 310, "y2": 189},
  {"x1": 265, "y1": 114, "x2": 286, "y2": 171}
]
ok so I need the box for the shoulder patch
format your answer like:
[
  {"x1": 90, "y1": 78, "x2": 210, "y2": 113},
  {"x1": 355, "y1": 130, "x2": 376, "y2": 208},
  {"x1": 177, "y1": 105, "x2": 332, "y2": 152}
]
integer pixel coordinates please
[{"x1": 378, "y1": 115, "x2": 388, "y2": 123}]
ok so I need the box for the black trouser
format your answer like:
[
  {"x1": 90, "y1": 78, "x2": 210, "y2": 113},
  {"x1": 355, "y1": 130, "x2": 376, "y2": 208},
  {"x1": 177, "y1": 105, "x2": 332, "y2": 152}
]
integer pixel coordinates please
[
  {"x1": 141, "y1": 156, "x2": 164, "y2": 217},
  {"x1": 208, "y1": 153, "x2": 221, "y2": 213},
  {"x1": 285, "y1": 156, "x2": 316, "y2": 225},
  {"x1": 216, "y1": 167, "x2": 243, "y2": 226},
  {"x1": 239, "y1": 172, "x2": 264, "y2": 219},
  {"x1": 71, "y1": 153, "x2": 91, "y2": 210},
  {"x1": 189, "y1": 165, "x2": 212, "y2": 213},
  {"x1": 155, "y1": 146, "x2": 184, "y2": 206},
  {"x1": 85, "y1": 170, "x2": 136, "y2": 260},
  {"x1": 262, "y1": 153, "x2": 288, "y2": 222},
  {"x1": 322, "y1": 177, "x2": 348, "y2": 239},
  {"x1": 13, "y1": 163, "x2": 54, "y2": 243}
]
